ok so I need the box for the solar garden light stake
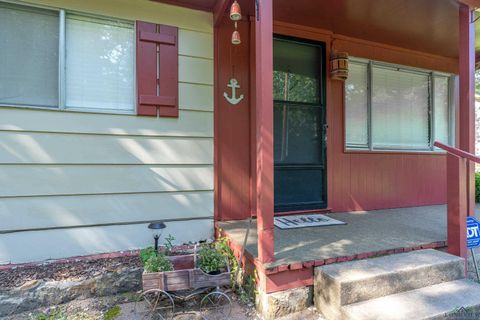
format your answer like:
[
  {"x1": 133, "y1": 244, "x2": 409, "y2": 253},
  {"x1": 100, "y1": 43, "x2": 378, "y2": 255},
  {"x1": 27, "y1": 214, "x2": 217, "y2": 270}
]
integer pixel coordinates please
[{"x1": 148, "y1": 221, "x2": 166, "y2": 252}]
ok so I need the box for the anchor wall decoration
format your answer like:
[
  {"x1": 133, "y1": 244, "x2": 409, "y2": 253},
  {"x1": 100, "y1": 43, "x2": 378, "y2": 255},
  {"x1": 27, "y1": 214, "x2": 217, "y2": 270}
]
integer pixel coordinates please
[{"x1": 223, "y1": 78, "x2": 244, "y2": 105}]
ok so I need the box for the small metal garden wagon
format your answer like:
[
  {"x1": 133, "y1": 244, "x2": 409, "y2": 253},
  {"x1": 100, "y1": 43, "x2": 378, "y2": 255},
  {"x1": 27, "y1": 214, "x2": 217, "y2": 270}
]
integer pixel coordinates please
[{"x1": 133, "y1": 246, "x2": 232, "y2": 320}]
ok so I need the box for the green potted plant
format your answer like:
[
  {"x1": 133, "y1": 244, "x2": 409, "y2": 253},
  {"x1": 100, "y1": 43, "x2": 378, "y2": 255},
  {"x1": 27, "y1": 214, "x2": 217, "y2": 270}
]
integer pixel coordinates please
[
  {"x1": 144, "y1": 254, "x2": 173, "y2": 273},
  {"x1": 139, "y1": 246, "x2": 157, "y2": 264},
  {"x1": 197, "y1": 243, "x2": 227, "y2": 275},
  {"x1": 139, "y1": 237, "x2": 230, "y2": 293},
  {"x1": 139, "y1": 246, "x2": 173, "y2": 273}
]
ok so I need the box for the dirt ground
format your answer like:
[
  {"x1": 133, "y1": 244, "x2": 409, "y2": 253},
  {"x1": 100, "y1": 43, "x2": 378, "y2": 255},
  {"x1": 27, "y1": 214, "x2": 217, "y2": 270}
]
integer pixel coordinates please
[
  {"x1": 4, "y1": 292, "x2": 323, "y2": 320},
  {"x1": 0, "y1": 254, "x2": 322, "y2": 319},
  {"x1": 0, "y1": 255, "x2": 141, "y2": 289}
]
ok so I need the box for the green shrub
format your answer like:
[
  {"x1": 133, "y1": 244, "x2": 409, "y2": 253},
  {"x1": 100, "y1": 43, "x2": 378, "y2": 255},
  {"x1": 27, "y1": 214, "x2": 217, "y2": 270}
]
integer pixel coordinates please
[
  {"x1": 215, "y1": 233, "x2": 256, "y2": 304},
  {"x1": 139, "y1": 247, "x2": 157, "y2": 264},
  {"x1": 476, "y1": 172, "x2": 480, "y2": 203},
  {"x1": 215, "y1": 237, "x2": 236, "y2": 270},
  {"x1": 144, "y1": 254, "x2": 173, "y2": 273},
  {"x1": 198, "y1": 243, "x2": 226, "y2": 274}
]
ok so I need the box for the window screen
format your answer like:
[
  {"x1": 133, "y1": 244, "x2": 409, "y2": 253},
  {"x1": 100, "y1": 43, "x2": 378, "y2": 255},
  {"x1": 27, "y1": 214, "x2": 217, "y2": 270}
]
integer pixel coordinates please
[
  {"x1": 273, "y1": 39, "x2": 320, "y2": 104},
  {"x1": 273, "y1": 39, "x2": 323, "y2": 164},
  {"x1": 0, "y1": 3, "x2": 59, "y2": 107},
  {"x1": 371, "y1": 66, "x2": 430, "y2": 150},
  {"x1": 345, "y1": 62, "x2": 368, "y2": 147},
  {"x1": 434, "y1": 76, "x2": 450, "y2": 146},
  {"x1": 65, "y1": 14, "x2": 134, "y2": 111},
  {"x1": 345, "y1": 59, "x2": 452, "y2": 151},
  {"x1": 274, "y1": 103, "x2": 322, "y2": 164},
  {"x1": 273, "y1": 37, "x2": 326, "y2": 212}
]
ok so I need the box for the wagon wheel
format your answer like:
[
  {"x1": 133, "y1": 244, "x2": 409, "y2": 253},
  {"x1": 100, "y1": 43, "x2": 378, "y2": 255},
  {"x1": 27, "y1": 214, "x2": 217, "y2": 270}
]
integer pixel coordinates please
[
  {"x1": 199, "y1": 290, "x2": 232, "y2": 320},
  {"x1": 133, "y1": 289, "x2": 175, "y2": 320}
]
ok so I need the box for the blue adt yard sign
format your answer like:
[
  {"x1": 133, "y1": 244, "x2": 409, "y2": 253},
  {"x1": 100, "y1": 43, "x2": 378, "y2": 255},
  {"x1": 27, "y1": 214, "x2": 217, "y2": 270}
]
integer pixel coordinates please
[{"x1": 467, "y1": 217, "x2": 480, "y2": 249}]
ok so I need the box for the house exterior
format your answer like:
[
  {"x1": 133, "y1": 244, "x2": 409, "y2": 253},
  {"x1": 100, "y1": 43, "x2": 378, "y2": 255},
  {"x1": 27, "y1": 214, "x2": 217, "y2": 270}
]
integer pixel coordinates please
[
  {"x1": 1, "y1": 0, "x2": 479, "y2": 312},
  {"x1": 0, "y1": 0, "x2": 215, "y2": 264}
]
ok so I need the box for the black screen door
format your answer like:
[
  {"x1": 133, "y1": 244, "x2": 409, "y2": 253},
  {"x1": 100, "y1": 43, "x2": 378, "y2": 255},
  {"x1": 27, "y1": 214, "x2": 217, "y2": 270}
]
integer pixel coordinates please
[{"x1": 273, "y1": 36, "x2": 327, "y2": 213}]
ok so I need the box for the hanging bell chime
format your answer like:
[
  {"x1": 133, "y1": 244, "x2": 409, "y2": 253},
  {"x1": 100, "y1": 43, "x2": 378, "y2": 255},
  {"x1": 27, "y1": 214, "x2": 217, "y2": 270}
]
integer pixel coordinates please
[
  {"x1": 231, "y1": 30, "x2": 241, "y2": 45},
  {"x1": 230, "y1": 0, "x2": 242, "y2": 21},
  {"x1": 230, "y1": 1, "x2": 242, "y2": 45}
]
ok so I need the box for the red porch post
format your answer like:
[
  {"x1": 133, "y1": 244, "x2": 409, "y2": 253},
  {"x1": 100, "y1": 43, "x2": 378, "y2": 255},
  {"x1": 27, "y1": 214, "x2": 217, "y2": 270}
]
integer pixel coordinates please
[
  {"x1": 447, "y1": 3, "x2": 476, "y2": 259},
  {"x1": 255, "y1": 0, "x2": 275, "y2": 263},
  {"x1": 458, "y1": 3, "x2": 476, "y2": 215}
]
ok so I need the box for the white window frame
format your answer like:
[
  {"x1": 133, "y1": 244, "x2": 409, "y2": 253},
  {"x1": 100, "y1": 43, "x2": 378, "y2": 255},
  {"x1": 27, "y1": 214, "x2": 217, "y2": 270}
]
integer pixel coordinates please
[
  {"x1": 0, "y1": 0, "x2": 136, "y2": 115},
  {"x1": 345, "y1": 57, "x2": 455, "y2": 153}
]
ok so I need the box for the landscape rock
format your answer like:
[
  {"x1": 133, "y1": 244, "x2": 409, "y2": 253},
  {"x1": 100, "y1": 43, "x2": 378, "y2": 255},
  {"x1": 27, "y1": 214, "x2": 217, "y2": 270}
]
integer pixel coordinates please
[
  {"x1": 0, "y1": 267, "x2": 142, "y2": 317},
  {"x1": 256, "y1": 286, "x2": 312, "y2": 320}
]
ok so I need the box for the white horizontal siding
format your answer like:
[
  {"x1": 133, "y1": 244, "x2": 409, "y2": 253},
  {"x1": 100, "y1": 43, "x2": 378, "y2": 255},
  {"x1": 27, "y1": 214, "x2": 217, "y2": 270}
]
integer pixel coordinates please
[
  {"x1": 0, "y1": 0, "x2": 214, "y2": 264},
  {"x1": 0, "y1": 165, "x2": 213, "y2": 197},
  {"x1": 0, "y1": 191, "x2": 213, "y2": 231},
  {"x1": 179, "y1": 83, "x2": 213, "y2": 112},
  {"x1": 21, "y1": 0, "x2": 213, "y2": 34},
  {"x1": 179, "y1": 56, "x2": 214, "y2": 85},
  {"x1": 0, "y1": 219, "x2": 214, "y2": 264},
  {"x1": 0, "y1": 108, "x2": 213, "y2": 137},
  {"x1": 179, "y1": 30, "x2": 213, "y2": 59},
  {"x1": 0, "y1": 132, "x2": 212, "y2": 164}
]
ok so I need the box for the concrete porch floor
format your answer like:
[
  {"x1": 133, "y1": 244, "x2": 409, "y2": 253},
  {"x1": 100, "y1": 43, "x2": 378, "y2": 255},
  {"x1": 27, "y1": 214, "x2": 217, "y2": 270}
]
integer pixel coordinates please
[{"x1": 219, "y1": 205, "x2": 449, "y2": 269}]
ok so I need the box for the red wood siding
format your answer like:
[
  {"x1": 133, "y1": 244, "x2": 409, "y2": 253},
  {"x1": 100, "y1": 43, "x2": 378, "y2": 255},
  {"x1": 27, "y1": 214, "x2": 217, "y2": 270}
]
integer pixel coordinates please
[
  {"x1": 215, "y1": 20, "x2": 454, "y2": 221},
  {"x1": 329, "y1": 81, "x2": 447, "y2": 212},
  {"x1": 215, "y1": 18, "x2": 252, "y2": 221},
  {"x1": 325, "y1": 29, "x2": 451, "y2": 212}
]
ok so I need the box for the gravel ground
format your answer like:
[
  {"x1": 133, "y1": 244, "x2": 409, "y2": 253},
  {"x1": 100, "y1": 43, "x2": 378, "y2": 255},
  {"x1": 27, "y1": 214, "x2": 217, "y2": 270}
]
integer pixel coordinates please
[
  {"x1": 0, "y1": 256, "x2": 142, "y2": 289},
  {"x1": 3, "y1": 292, "x2": 324, "y2": 320},
  {"x1": 3, "y1": 294, "x2": 134, "y2": 320}
]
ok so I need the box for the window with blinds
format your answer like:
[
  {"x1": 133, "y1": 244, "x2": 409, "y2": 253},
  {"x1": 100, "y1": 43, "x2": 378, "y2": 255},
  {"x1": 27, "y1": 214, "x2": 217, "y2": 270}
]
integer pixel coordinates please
[
  {"x1": 0, "y1": 3, "x2": 59, "y2": 107},
  {"x1": 0, "y1": 3, "x2": 135, "y2": 113},
  {"x1": 345, "y1": 62, "x2": 368, "y2": 148},
  {"x1": 345, "y1": 59, "x2": 453, "y2": 151},
  {"x1": 434, "y1": 76, "x2": 450, "y2": 146},
  {"x1": 372, "y1": 66, "x2": 430, "y2": 150},
  {"x1": 65, "y1": 15, "x2": 134, "y2": 111}
]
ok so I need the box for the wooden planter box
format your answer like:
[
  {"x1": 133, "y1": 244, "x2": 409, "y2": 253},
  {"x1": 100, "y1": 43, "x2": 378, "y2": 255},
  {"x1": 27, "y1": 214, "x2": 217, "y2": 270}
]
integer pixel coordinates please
[{"x1": 142, "y1": 252, "x2": 230, "y2": 292}]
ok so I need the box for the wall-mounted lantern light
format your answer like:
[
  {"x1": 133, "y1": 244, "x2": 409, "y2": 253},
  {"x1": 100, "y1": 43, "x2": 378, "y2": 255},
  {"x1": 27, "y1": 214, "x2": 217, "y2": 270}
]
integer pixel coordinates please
[{"x1": 330, "y1": 51, "x2": 349, "y2": 81}]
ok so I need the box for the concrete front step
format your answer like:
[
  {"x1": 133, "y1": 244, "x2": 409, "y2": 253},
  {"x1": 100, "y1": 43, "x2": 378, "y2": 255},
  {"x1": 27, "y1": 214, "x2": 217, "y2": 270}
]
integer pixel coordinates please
[
  {"x1": 314, "y1": 249, "x2": 465, "y2": 320},
  {"x1": 341, "y1": 279, "x2": 480, "y2": 320}
]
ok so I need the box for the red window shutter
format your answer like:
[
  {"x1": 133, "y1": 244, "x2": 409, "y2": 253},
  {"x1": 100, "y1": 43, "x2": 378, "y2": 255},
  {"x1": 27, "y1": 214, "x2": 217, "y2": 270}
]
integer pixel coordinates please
[{"x1": 136, "y1": 21, "x2": 178, "y2": 117}]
